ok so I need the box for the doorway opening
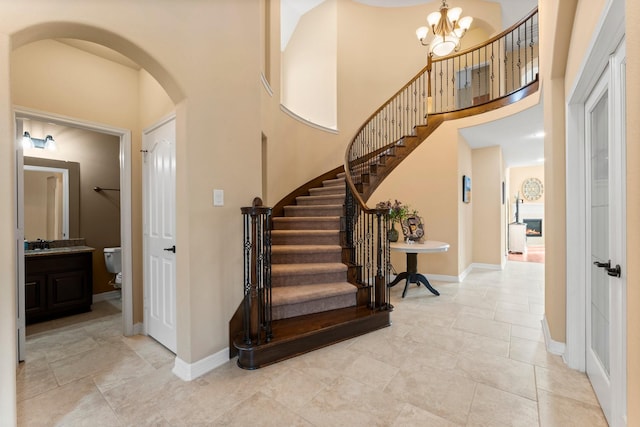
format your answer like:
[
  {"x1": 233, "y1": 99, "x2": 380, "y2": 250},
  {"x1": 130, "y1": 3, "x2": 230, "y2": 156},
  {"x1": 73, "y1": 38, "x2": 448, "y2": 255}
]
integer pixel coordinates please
[{"x1": 16, "y1": 107, "x2": 134, "y2": 360}]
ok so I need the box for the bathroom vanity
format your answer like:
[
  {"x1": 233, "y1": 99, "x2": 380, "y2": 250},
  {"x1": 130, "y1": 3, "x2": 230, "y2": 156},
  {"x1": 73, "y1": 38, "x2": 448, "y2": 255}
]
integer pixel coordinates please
[{"x1": 24, "y1": 245, "x2": 95, "y2": 324}]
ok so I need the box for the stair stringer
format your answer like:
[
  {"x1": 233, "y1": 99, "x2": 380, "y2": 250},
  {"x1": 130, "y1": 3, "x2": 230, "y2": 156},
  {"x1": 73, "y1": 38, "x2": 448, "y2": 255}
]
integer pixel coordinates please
[{"x1": 352, "y1": 78, "x2": 540, "y2": 202}]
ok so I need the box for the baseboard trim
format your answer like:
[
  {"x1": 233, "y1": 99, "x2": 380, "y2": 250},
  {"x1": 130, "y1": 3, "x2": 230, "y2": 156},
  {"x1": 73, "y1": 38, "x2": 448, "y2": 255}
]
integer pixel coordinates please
[
  {"x1": 542, "y1": 315, "x2": 566, "y2": 356},
  {"x1": 425, "y1": 273, "x2": 461, "y2": 283},
  {"x1": 172, "y1": 347, "x2": 229, "y2": 381},
  {"x1": 458, "y1": 264, "x2": 473, "y2": 282},
  {"x1": 471, "y1": 262, "x2": 503, "y2": 271},
  {"x1": 92, "y1": 290, "x2": 121, "y2": 303},
  {"x1": 132, "y1": 322, "x2": 144, "y2": 336}
]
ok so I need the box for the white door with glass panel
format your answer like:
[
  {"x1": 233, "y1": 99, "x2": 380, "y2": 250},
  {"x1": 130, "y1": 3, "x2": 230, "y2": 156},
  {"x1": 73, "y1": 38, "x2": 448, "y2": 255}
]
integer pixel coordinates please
[
  {"x1": 585, "y1": 42, "x2": 626, "y2": 426},
  {"x1": 143, "y1": 116, "x2": 177, "y2": 353}
]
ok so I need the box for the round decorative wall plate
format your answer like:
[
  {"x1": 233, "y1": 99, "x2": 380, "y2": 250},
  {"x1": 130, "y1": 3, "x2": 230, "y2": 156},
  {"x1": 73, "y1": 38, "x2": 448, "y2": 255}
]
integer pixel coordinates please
[{"x1": 522, "y1": 177, "x2": 543, "y2": 201}]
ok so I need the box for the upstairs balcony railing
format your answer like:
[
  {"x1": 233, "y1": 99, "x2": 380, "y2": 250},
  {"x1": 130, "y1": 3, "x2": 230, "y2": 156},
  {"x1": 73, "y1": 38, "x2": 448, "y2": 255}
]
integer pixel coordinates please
[
  {"x1": 430, "y1": 9, "x2": 539, "y2": 113},
  {"x1": 346, "y1": 7, "x2": 539, "y2": 195}
]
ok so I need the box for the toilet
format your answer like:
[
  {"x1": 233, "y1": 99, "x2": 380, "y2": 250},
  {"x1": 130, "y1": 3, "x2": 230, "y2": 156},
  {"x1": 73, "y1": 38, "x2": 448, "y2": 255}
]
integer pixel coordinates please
[{"x1": 103, "y1": 247, "x2": 122, "y2": 288}]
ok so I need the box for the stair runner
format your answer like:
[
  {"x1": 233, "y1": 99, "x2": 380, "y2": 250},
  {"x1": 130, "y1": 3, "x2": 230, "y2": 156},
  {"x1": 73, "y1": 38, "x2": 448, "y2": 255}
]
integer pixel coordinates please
[{"x1": 270, "y1": 174, "x2": 357, "y2": 320}]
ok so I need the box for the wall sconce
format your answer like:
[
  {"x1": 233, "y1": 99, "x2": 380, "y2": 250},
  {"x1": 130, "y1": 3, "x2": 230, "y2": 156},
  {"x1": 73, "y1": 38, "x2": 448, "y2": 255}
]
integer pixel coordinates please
[{"x1": 23, "y1": 131, "x2": 57, "y2": 151}]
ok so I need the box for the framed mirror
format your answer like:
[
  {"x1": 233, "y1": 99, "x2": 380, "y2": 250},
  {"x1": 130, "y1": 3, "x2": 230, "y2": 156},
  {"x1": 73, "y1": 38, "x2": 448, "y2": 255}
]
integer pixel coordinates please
[{"x1": 24, "y1": 157, "x2": 80, "y2": 240}]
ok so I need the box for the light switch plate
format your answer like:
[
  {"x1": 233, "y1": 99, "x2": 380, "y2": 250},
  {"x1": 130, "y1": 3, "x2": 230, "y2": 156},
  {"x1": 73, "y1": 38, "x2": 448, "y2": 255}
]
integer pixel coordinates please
[{"x1": 213, "y1": 189, "x2": 224, "y2": 206}]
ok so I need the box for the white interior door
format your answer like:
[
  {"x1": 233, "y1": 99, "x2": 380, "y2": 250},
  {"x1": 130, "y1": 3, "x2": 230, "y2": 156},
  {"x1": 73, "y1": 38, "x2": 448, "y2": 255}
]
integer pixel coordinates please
[
  {"x1": 143, "y1": 115, "x2": 177, "y2": 353},
  {"x1": 585, "y1": 42, "x2": 626, "y2": 426},
  {"x1": 15, "y1": 119, "x2": 25, "y2": 362}
]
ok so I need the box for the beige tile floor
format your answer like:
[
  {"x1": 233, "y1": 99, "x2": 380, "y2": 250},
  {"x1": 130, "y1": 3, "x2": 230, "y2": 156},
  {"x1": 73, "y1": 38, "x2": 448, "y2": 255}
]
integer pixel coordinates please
[{"x1": 17, "y1": 261, "x2": 608, "y2": 426}]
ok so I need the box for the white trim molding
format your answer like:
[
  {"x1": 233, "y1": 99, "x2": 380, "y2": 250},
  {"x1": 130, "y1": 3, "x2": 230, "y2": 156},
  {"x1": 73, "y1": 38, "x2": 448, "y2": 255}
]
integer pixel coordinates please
[
  {"x1": 132, "y1": 322, "x2": 145, "y2": 336},
  {"x1": 260, "y1": 72, "x2": 273, "y2": 97},
  {"x1": 418, "y1": 273, "x2": 460, "y2": 283},
  {"x1": 542, "y1": 315, "x2": 566, "y2": 357},
  {"x1": 458, "y1": 264, "x2": 473, "y2": 282},
  {"x1": 565, "y1": 0, "x2": 625, "y2": 372},
  {"x1": 172, "y1": 348, "x2": 229, "y2": 381},
  {"x1": 471, "y1": 262, "x2": 503, "y2": 271},
  {"x1": 280, "y1": 104, "x2": 338, "y2": 134},
  {"x1": 92, "y1": 290, "x2": 121, "y2": 303}
]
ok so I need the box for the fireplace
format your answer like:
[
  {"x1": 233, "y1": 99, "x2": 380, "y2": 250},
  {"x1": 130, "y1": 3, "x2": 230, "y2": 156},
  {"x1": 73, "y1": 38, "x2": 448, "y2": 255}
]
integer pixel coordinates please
[{"x1": 523, "y1": 218, "x2": 542, "y2": 237}]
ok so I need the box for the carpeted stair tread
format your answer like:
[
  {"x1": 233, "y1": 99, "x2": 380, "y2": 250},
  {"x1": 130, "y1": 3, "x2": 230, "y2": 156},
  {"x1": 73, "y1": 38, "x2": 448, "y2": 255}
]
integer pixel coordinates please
[
  {"x1": 296, "y1": 194, "x2": 345, "y2": 205},
  {"x1": 271, "y1": 230, "x2": 339, "y2": 245},
  {"x1": 271, "y1": 262, "x2": 347, "y2": 287},
  {"x1": 271, "y1": 245, "x2": 342, "y2": 264},
  {"x1": 272, "y1": 262, "x2": 346, "y2": 276},
  {"x1": 271, "y1": 230, "x2": 339, "y2": 237},
  {"x1": 284, "y1": 205, "x2": 343, "y2": 217},
  {"x1": 309, "y1": 186, "x2": 345, "y2": 196},
  {"x1": 322, "y1": 177, "x2": 346, "y2": 187},
  {"x1": 272, "y1": 245, "x2": 342, "y2": 254},
  {"x1": 272, "y1": 216, "x2": 340, "y2": 230},
  {"x1": 271, "y1": 282, "x2": 356, "y2": 306}
]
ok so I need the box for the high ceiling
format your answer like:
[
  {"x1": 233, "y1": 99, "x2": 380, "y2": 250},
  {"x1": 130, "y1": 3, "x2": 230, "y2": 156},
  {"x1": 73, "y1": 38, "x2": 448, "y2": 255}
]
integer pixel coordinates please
[
  {"x1": 61, "y1": 0, "x2": 543, "y2": 168},
  {"x1": 281, "y1": 0, "x2": 542, "y2": 168}
]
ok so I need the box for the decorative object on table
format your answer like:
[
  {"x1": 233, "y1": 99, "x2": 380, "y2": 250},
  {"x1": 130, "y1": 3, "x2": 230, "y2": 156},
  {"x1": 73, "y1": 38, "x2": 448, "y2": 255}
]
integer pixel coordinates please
[
  {"x1": 401, "y1": 214, "x2": 425, "y2": 242},
  {"x1": 521, "y1": 177, "x2": 543, "y2": 201},
  {"x1": 376, "y1": 199, "x2": 410, "y2": 242},
  {"x1": 462, "y1": 175, "x2": 471, "y2": 203}
]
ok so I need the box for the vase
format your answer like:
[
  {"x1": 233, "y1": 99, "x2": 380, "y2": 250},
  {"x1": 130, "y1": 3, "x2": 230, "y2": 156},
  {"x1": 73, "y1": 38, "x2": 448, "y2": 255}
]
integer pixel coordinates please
[{"x1": 388, "y1": 223, "x2": 399, "y2": 242}]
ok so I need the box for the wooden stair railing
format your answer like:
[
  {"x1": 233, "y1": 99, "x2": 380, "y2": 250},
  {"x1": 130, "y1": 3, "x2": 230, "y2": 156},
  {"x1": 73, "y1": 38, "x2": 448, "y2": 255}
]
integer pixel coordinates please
[
  {"x1": 231, "y1": 179, "x2": 391, "y2": 369},
  {"x1": 346, "y1": 7, "x2": 539, "y2": 202},
  {"x1": 230, "y1": 7, "x2": 541, "y2": 369}
]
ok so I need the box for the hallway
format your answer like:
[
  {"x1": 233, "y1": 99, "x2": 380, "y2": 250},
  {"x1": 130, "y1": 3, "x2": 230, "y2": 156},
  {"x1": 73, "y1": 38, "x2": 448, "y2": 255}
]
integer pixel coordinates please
[{"x1": 17, "y1": 262, "x2": 605, "y2": 426}]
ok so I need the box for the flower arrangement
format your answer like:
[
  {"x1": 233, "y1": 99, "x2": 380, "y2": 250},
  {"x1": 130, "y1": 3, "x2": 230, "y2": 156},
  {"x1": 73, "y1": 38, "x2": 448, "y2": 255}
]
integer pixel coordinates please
[
  {"x1": 377, "y1": 200, "x2": 421, "y2": 242},
  {"x1": 376, "y1": 199, "x2": 412, "y2": 224}
]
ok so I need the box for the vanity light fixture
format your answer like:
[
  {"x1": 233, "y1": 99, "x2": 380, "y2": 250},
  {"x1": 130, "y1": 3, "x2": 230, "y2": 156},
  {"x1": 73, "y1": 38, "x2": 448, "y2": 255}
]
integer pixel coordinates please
[{"x1": 23, "y1": 131, "x2": 57, "y2": 151}]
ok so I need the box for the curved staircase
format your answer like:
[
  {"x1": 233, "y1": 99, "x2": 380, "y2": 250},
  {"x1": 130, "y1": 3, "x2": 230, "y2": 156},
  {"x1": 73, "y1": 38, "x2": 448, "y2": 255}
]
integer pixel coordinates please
[{"x1": 231, "y1": 7, "x2": 540, "y2": 369}]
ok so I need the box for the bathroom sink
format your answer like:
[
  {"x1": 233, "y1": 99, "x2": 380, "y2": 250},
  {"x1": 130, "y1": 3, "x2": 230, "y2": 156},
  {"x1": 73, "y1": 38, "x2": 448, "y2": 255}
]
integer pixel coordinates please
[{"x1": 25, "y1": 246, "x2": 95, "y2": 257}]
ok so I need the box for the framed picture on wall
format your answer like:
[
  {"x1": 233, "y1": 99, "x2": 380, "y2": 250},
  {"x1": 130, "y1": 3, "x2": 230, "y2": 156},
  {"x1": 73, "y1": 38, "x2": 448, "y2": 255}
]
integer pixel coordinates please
[{"x1": 462, "y1": 175, "x2": 471, "y2": 203}]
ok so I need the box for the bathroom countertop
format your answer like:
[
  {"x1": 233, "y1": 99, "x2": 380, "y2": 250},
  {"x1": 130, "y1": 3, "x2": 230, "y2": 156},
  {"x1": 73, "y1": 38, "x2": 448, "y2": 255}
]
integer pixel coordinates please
[{"x1": 25, "y1": 245, "x2": 96, "y2": 258}]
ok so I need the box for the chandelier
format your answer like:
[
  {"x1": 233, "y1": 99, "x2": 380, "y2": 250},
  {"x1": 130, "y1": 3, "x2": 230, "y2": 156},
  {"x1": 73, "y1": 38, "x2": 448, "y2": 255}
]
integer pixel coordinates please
[{"x1": 416, "y1": 0, "x2": 473, "y2": 57}]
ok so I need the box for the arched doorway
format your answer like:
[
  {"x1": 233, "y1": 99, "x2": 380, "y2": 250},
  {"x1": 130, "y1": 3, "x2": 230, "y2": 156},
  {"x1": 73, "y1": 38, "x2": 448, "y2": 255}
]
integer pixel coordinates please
[{"x1": 10, "y1": 24, "x2": 184, "y2": 359}]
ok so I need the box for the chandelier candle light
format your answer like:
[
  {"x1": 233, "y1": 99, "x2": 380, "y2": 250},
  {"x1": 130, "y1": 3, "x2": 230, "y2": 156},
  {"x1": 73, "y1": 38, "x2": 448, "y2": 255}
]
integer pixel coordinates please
[{"x1": 416, "y1": 0, "x2": 473, "y2": 57}]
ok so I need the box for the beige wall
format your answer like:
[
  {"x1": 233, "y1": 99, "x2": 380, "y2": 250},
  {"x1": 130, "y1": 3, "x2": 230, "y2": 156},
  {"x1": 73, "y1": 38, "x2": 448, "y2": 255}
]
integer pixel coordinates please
[
  {"x1": 139, "y1": 69, "x2": 174, "y2": 130},
  {"x1": 372, "y1": 122, "x2": 460, "y2": 277},
  {"x1": 539, "y1": 0, "x2": 575, "y2": 346},
  {"x1": 281, "y1": 0, "x2": 337, "y2": 129},
  {"x1": 458, "y1": 137, "x2": 473, "y2": 270},
  {"x1": 564, "y1": 0, "x2": 607, "y2": 97},
  {"x1": 472, "y1": 146, "x2": 504, "y2": 266}
]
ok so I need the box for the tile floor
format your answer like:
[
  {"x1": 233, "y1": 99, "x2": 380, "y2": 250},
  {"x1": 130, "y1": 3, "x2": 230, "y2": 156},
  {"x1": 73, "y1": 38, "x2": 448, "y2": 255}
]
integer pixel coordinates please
[
  {"x1": 16, "y1": 261, "x2": 607, "y2": 426},
  {"x1": 507, "y1": 245, "x2": 546, "y2": 264}
]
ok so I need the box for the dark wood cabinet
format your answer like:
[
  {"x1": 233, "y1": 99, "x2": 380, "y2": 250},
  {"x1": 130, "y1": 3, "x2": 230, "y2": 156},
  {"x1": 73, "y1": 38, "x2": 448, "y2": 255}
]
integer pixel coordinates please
[{"x1": 25, "y1": 251, "x2": 93, "y2": 324}]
